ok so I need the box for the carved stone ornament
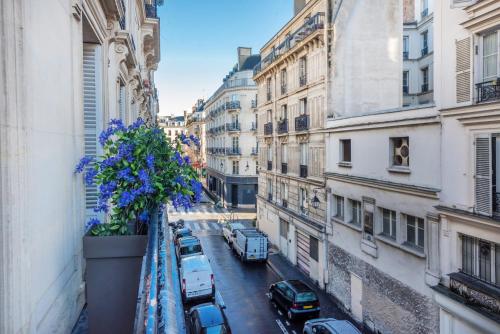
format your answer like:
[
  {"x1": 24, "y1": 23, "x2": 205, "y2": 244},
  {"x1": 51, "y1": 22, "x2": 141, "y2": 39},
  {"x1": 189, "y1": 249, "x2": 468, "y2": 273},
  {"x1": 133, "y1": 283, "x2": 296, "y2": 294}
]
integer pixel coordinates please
[
  {"x1": 279, "y1": 136, "x2": 288, "y2": 144},
  {"x1": 296, "y1": 134, "x2": 309, "y2": 143},
  {"x1": 265, "y1": 137, "x2": 273, "y2": 145}
]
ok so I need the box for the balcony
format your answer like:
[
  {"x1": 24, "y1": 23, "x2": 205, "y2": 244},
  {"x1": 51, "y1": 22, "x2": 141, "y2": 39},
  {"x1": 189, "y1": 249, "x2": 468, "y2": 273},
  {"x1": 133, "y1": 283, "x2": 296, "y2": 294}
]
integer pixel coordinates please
[
  {"x1": 267, "y1": 161, "x2": 272, "y2": 171},
  {"x1": 299, "y1": 75, "x2": 307, "y2": 87},
  {"x1": 295, "y1": 114, "x2": 309, "y2": 132},
  {"x1": 251, "y1": 147, "x2": 258, "y2": 156},
  {"x1": 281, "y1": 85, "x2": 287, "y2": 95},
  {"x1": 421, "y1": 8, "x2": 428, "y2": 18},
  {"x1": 281, "y1": 163, "x2": 288, "y2": 174},
  {"x1": 421, "y1": 46, "x2": 428, "y2": 57},
  {"x1": 224, "y1": 101, "x2": 241, "y2": 111},
  {"x1": 226, "y1": 147, "x2": 241, "y2": 156},
  {"x1": 421, "y1": 83, "x2": 429, "y2": 93},
  {"x1": 300, "y1": 165, "x2": 308, "y2": 178},
  {"x1": 254, "y1": 12, "x2": 325, "y2": 77},
  {"x1": 403, "y1": 51, "x2": 409, "y2": 60},
  {"x1": 250, "y1": 122, "x2": 257, "y2": 131},
  {"x1": 264, "y1": 122, "x2": 273, "y2": 135},
  {"x1": 277, "y1": 119, "x2": 288, "y2": 134},
  {"x1": 145, "y1": 3, "x2": 158, "y2": 19},
  {"x1": 226, "y1": 122, "x2": 241, "y2": 132},
  {"x1": 476, "y1": 79, "x2": 500, "y2": 104},
  {"x1": 282, "y1": 199, "x2": 288, "y2": 208}
]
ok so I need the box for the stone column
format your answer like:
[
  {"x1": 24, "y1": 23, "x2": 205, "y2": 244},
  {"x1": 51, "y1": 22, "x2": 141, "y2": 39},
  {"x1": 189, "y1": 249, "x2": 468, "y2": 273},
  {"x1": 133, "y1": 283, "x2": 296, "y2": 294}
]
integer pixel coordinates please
[{"x1": 425, "y1": 212, "x2": 441, "y2": 286}]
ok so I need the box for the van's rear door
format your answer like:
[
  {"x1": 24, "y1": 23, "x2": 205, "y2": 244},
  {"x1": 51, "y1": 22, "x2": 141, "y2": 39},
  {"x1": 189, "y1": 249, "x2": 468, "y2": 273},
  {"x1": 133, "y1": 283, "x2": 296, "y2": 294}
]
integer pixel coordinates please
[
  {"x1": 246, "y1": 235, "x2": 267, "y2": 260},
  {"x1": 185, "y1": 268, "x2": 212, "y2": 298}
]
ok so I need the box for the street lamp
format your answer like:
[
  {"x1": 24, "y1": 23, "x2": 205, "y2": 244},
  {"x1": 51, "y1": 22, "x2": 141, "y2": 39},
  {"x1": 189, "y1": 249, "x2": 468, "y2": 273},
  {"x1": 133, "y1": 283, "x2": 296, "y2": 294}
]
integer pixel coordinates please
[{"x1": 311, "y1": 190, "x2": 320, "y2": 209}]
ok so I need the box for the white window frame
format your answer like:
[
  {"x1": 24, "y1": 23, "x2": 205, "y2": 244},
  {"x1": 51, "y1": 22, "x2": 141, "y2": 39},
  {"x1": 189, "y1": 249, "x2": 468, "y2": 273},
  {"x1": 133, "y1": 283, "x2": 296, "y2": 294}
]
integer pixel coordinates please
[
  {"x1": 460, "y1": 234, "x2": 500, "y2": 286},
  {"x1": 380, "y1": 208, "x2": 397, "y2": 239},
  {"x1": 332, "y1": 195, "x2": 344, "y2": 220},
  {"x1": 404, "y1": 214, "x2": 425, "y2": 249}
]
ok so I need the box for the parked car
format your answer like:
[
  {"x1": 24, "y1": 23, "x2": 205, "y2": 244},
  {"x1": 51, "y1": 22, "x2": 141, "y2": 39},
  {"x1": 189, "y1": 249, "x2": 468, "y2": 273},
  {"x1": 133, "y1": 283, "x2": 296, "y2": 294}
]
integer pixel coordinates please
[
  {"x1": 187, "y1": 302, "x2": 231, "y2": 334},
  {"x1": 303, "y1": 318, "x2": 361, "y2": 334},
  {"x1": 168, "y1": 219, "x2": 185, "y2": 231},
  {"x1": 221, "y1": 221, "x2": 247, "y2": 245},
  {"x1": 269, "y1": 280, "x2": 320, "y2": 321},
  {"x1": 180, "y1": 255, "x2": 215, "y2": 303},
  {"x1": 173, "y1": 227, "x2": 192, "y2": 245},
  {"x1": 232, "y1": 229, "x2": 268, "y2": 262},
  {"x1": 175, "y1": 236, "x2": 203, "y2": 261}
]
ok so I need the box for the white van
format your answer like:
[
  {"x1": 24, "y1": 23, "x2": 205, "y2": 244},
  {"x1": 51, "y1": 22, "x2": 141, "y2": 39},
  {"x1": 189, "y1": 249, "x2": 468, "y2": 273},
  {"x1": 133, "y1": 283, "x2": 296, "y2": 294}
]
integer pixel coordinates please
[
  {"x1": 233, "y1": 229, "x2": 268, "y2": 262},
  {"x1": 180, "y1": 255, "x2": 215, "y2": 303},
  {"x1": 222, "y1": 221, "x2": 247, "y2": 245}
]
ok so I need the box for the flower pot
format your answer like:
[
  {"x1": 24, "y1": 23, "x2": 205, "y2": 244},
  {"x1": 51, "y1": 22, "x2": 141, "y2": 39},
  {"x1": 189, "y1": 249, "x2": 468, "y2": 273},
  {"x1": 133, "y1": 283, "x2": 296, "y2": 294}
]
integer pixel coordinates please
[{"x1": 83, "y1": 235, "x2": 147, "y2": 334}]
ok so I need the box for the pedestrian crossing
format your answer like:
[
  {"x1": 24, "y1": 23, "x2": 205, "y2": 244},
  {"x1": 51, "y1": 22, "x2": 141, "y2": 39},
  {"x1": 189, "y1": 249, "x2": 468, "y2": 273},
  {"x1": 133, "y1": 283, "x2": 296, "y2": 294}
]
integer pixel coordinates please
[
  {"x1": 183, "y1": 221, "x2": 222, "y2": 233},
  {"x1": 167, "y1": 204, "x2": 224, "y2": 216}
]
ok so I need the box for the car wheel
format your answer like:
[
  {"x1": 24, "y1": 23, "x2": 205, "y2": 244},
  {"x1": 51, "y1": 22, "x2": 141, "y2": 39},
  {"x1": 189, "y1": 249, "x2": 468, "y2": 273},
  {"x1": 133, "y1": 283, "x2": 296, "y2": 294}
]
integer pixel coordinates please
[{"x1": 287, "y1": 310, "x2": 294, "y2": 321}]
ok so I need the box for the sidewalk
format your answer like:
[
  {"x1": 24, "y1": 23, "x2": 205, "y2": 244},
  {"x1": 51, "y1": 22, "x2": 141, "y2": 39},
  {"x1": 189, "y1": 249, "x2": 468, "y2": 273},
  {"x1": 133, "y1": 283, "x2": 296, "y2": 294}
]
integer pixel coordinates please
[{"x1": 267, "y1": 251, "x2": 370, "y2": 333}]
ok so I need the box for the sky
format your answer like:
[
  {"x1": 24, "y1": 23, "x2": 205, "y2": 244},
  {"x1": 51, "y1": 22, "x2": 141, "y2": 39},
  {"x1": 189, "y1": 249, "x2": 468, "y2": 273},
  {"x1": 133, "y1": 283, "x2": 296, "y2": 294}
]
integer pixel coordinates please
[{"x1": 155, "y1": 0, "x2": 293, "y2": 116}]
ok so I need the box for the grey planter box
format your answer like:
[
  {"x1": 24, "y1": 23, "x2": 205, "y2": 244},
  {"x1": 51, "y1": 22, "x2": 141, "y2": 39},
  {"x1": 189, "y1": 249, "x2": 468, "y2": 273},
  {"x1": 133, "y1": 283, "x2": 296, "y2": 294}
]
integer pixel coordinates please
[{"x1": 83, "y1": 235, "x2": 147, "y2": 334}]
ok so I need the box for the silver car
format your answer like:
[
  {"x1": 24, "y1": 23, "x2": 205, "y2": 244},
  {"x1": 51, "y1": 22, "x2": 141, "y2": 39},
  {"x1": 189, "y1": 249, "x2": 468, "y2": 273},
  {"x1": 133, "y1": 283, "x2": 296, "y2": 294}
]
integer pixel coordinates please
[{"x1": 303, "y1": 318, "x2": 361, "y2": 334}]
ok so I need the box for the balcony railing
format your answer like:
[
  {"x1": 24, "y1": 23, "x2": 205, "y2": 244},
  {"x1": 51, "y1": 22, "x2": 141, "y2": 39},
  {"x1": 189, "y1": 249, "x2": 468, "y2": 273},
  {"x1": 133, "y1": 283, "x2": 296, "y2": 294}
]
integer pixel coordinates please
[
  {"x1": 421, "y1": 8, "x2": 428, "y2": 18},
  {"x1": 224, "y1": 101, "x2": 241, "y2": 111},
  {"x1": 449, "y1": 272, "x2": 500, "y2": 317},
  {"x1": 421, "y1": 83, "x2": 429, "y2": 93},
  {"x1": 277, "y1": 119, "x2": 288, "y2": 134},
  {"x1": 300, "y1": 165, "x2": 308, "y2": 178},
  {"x1": 281, "y1": 163, "x2": 288, "y2": 174},
  {"x1": 476, "y1": 79, "x2": 500, "y2": 103},
  {"x1": 282, "y1": 199, "x2": 288, "y2": 208},
  {"x1": 264, "y1": 122, "x2": 273, "y2": 135},
  {"x1": 267, "y1": 161, "x2": 272, "y2": 171},
  {"x1": 145, "y1": 3, "x2": 158, "y2": 19},
  {"x1": 226, "y1": 122, "x2": 241, "y2": 132},
  {"x1": 421, "y1": 46, "x2": 428, "y2": 57},
  {"x1": 254, "y1": 12, "x2": 325, "y2": 77},
  {"x1": 403, "y1": 51, "x2": 409, "y2": 60},
  {"x1": 299, "y1": 75, "x2": 307, "y2": 87},
  {"x1": 226, "y1": 147, "x2": 241, "y2": 156},
  {"x1": 295, "y1": 114, "x2": 309, "y2": 132},
  {"x1": 209, "y1": 147, "x2": 225, "y2": 155}
]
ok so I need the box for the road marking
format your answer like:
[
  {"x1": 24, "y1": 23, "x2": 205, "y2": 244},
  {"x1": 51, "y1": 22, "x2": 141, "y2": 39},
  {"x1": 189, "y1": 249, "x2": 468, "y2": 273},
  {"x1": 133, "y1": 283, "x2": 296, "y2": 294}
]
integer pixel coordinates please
[
  {"x1": 277, "y1": 309, "x2": 283, "y2": 316},
  {"x1": 292, "y1": 331, "x2": 297, "y2": 334},
  {"x1": 276, "y1": 319, "x2": 289, "y2": 334},
  {"x1": 285, "y1": 320, "x2": 290, "y2": 326}
]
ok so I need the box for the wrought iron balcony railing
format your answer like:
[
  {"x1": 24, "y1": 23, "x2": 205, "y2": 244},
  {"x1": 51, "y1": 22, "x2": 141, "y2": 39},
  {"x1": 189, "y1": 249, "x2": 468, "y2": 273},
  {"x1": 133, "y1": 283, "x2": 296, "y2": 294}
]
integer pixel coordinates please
[
  {"x1": 476, "y1": 79, "x2": 500, "y2": 104},
  {"x1": 267, "y1": 161, "x2": 272, "y2": 171},
  {"x1": 300, "y1": 164, "x2": 308, "y2": 178},
  {"x1": 295, "y1": 114, "x2": 309, "y2": 132},
  {"x1": 224, "y1": 101, "x2": 241, "y2": 111},
  {"x1": 299, "y1": 75, "x2": 307, "y2": 87},
  {"x1": 281, "y1": 163, "x2": 288, "y2": 174},
  {"x1": 282, "y1": 199, "x2": 288, "y2": 208},
  {"x1": 421, "y1": 46, "x2": 428, "y2": 57},
  {"x1": 253, "y1": 12, "x2": 325, "y2": 77},
  {"x1": 226, "y1": 122, "x2": 241, "y2": 132},
  {"x1": 277, "y1": 119, "x2": 288, "y2": 134},
  {"x1": 226, "y1": 147, "x2": 241, "y2": 156},
  {"x1": 264, "y1": 122, "x2": 273, "y2": 135},
  {"x1": 145, "y1": 3, "x2": 158, "y2": 19}
]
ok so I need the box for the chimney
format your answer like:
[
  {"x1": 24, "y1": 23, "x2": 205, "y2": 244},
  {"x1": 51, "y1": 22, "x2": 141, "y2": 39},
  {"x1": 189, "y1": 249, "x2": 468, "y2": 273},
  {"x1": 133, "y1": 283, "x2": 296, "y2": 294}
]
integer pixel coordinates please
[
  {"x1": 403, "y1": 0, "x2": 415, "y2": 23},
  {"x1": 294, "y1": 0, "x2": 306, "y2": 15},
  {"x1": 237, "y1": 47, "x2": 252, "y2": 70}
]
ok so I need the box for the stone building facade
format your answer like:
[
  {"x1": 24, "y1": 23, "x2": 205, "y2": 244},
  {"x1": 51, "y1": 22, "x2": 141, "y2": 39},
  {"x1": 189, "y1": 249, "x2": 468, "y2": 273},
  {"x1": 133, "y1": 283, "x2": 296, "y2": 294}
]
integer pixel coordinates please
[
  {"x1": 158, "y1": 114, "x2": 186, "y2": 141},
  {"x1": 205, "y1": 48, "x2": 260, "y2": 209},
  {"x1": 324, "y1": 0, "x2": 440, "y2": 333},
  {"x1": 185, "y1": 99, "x2": 207, "y2": 178},
  {"x1": 0, "y1": 0, "x2": 161, "y2": 332},
  {"x1": 254, "y1": 0, "x2": 328, "y2": 288}
]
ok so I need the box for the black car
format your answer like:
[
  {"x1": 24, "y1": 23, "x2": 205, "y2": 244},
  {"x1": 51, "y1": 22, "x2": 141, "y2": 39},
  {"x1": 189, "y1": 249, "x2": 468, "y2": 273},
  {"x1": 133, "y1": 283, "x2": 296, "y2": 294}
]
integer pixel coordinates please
[
  {"x1": 187, "y1": 303, "x2": 231, "y2": 334},
  {"x1": 173, "y1": 227, "x2": 192, "y2": 245},
  {"x1": 269, "y1": 280, "x2": 320, "y2": 321}
]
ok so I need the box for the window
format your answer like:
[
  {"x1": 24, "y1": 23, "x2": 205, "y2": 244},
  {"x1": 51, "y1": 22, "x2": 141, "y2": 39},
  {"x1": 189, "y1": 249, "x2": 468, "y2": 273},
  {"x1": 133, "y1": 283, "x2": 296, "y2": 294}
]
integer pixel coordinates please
[
  {"x1": 340, "y1": 139, "x2": 351, "y2": 163},
  {"x1": 421, "y1": 31, "x2": 429, "y2": 56},
  {"x1": 403, "y1": 36, "x2": 409, "y2": 59},
  {"x1": 267, "y1": 109, "x2": 273, "y2": 122},
  {"x1": 118, "y1": 81, "x2": 126, "y2": 123},
  {"x1": 381, "y1": 208, "x2": 397, "y2": 239},
  {"x1": 231, "y1": 94, "x2": 238, "y2": 102},
  {"x1": 281, "y1": 104, "x2": 288, "y2": 120},
  {"x1": 232, "y1": 136, "x2": 239, "y2": 149},
  {"x1": 168, "y1": 130, "x2": 172, "y2": 136},
  {"x1": 299, "y1": 57, "x2": 307, "y2": 86},
  {"x1": 474, "y1": 134, "x2": 499, "y2": 216},
  {"x1": 280, "y1": 182, "x2": 288, "y2": 206},
  {"x1": 483, "y1": 31, "x2": 498, "y2": 81},
  {"x1": 421, "y1": 67, "x2": 429, "y2": 92},
  {"x1": 299, "y1": 98, "x2": 308, "y2": 115},
  {"x1": 391, "y1": 137, "x2": 410, "y2": 167},
  {"x1": 310, "y1": 236, "x2": 319, "y2": 261},
  {"x1": 421, "y1": 0, "x2": 428, "y2": 17},
  {"x1": 267, "y1": 178, "x2": 273, "y2": 200},
  {"x1": 300, "y1": 143, "x2": 308, "y2": 165},
  {"x1": 232, "y1": 161, "x2": 239, "y2": 175},
  {"x1": 280, "y1": 69, "x2": 287, "y2": 94},
  {"x1": 266, "y1": 77, "x2": 272, "y2": 101},
  {"x1": 348, "y1": 199, "x2": 361, "y2": 226},
  {"x1": 403, "y1": 71, "x2": 409, "y2": 94},
  {"x1": 332, "y1": 195, "x2": 344, "y2": 219},
  {"x1": 280, "y1": 219, "x2": 288, "y2": 238},
  {"x1": 281, "y1": 144, "x2": 288, "y2": 164},
  {"x1": 299, "y1": 188, "x2": 308, "y2": 215},
  {"x1": 461, "y1": 235, "x2": 500, "y2": 285},
  {"x1": 406, "y1": 215, "x2": 424, "y2": 249},
  {"x1": 267, "y1": 144, "x2": 273, "y2": 162}
]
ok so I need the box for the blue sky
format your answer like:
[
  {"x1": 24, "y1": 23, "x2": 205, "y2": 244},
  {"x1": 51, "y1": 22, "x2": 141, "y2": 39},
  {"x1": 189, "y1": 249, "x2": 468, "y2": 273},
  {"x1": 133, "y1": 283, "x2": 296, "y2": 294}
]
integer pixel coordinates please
[{"x1": 156, "y1": 0, "x2": 293, "y2": 116}]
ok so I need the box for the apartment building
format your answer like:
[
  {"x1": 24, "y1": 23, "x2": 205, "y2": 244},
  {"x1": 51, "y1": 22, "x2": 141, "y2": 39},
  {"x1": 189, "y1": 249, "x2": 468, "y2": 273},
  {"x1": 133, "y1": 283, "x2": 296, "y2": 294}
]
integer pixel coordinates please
[
  {"x1": 432, "y1": 1, "x2": 500, "y2": 333},
  {"x1": 403, "y1": 0, "x2": 434, "y2": 106},
  {"x1": 254, "y1": 0, "x2": 328, "y2": 287},
  {"x1": 0, "y1": 1, "x2": 161, "y2": 332},
  {"x1": 324, "y1": 0, "x2": 440, "y2": 333},
  {"x1": 159, "y1": 114, "x2": 186, "y2": 141},
  {"x1": 185, "y1": 99, "x2": 207, "y2": 177},
  {"x1": 206, "y1": 48, "x2": 260, "y2": 209}
]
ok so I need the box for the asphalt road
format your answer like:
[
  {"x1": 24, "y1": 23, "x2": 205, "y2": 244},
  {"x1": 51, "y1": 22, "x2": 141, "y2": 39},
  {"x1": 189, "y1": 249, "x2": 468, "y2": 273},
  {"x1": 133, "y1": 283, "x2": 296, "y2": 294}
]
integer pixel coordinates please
[{"x1": 189, "y1": 223, "x2": 308, "y2": 334}]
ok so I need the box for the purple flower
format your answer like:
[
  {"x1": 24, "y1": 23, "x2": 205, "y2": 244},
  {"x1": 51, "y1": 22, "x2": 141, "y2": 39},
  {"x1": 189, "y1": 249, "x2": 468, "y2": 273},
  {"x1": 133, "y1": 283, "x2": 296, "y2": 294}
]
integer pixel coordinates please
[
  {"x1": 139, "y1": 210, "x2": 149, "y2": 221},
  {"x1": 179, "y1": 133, "x2": 190, "y2": 146},
  {"x1": 146, "y1": 154, "x2": 155, "y2": 170},
  {"x1": 109, "y1": 119, "x2": 126, "y2": 131},
  {"x1": 183, "y1": 156, "x2": 191, "y2": 165},
  {"x1": 118, "y1": 143, "x2": 134, "y2": 159},
  {"x1": 172, "y1": 151, "x2": 183, "y2": 166},
  {"x1": 84, "y1": 168, "x2": 98, "y2": 186},
  {"x1": 99, "y1": 181, "x2": 117, "y2": 200},
  {"x1": 189, "y1": 134, "x2": 201, "y2": 147},
  {"x1": 85, "y1": 218, "x2": 101, "y2": 232},
  {"x1": 117, "y1": 168, "x2": 135, "y2": 182},
  {"x1": 98, "y1": 119, "x2": 127, "y2": 146},
  {"x1": 93, "y1": 200, "x2": 109, "y2": 213},
  {"x1": 101, "y1": 156, "x2": 119, "y2": 169},
  {"x1": 75, "y1": 156, "x2": 94, "y2": 174},
  {"x1": 172, "y1": 192, "x2": 192, "y2": 211},
  {"x1": 190, "y1": 179, "x2": 203, "y2": 203},
  {"x1": 138, "y1": 169, "x2": 154, "y2": 194},
  {"x1": 128, "y1": 118, "x2": 144, "y2": 130},
  {"x1": 174, "y1": 175, "x2": 187, "y2": 188},
  {"x1": 118, "y1": 191, "x2": 135, "y2": 208}
]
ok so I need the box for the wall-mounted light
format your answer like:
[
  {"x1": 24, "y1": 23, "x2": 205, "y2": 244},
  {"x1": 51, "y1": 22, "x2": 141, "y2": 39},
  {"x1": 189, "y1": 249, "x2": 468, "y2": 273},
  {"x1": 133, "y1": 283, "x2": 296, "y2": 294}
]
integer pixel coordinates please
[{"x1": 311, "y1": 189, "x2": 320, "y2": 209}]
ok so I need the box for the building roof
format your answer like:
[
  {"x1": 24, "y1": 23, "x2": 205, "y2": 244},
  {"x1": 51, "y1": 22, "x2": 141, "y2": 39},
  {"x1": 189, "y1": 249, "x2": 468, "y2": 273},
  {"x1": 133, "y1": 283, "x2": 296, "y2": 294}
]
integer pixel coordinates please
[{"x1": 240, "y1": 55, "x2": 261, "y2": 71}]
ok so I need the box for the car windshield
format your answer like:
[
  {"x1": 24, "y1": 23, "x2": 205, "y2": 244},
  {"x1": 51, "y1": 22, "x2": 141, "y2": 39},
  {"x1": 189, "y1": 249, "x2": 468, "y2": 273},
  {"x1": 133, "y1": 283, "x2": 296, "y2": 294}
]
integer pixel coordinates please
[
  {"x1": 202, "y1": 325, "x2": 225, "y2": 334},
  {"x1": 296, "y1": 292, "x2": 317, "y2": 303},
  {"x1": 180, "y1": 244, "x2": 202, "y2": 255}
]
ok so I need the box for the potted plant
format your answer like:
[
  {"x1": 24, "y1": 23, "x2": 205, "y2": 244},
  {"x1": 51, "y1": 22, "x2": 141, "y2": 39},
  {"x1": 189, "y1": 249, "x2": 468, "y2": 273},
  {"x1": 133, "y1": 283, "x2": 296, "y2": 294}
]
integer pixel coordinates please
[{"x1": 75, "y1": 118, "x2": 201, "y2": 334}]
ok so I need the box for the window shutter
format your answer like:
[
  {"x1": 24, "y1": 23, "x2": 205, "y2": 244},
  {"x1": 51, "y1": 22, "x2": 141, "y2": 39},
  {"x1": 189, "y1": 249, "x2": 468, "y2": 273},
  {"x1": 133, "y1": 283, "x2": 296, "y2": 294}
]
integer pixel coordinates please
[
  {"x1": 456, "y1": 37, "x2": 471, "y2": 103},
  {"x1": 475, "y1": 135, "x2": 492, "y2": 216},
  {"x1": 83, "y1": 44, "x2": 103, "y2": 219}
]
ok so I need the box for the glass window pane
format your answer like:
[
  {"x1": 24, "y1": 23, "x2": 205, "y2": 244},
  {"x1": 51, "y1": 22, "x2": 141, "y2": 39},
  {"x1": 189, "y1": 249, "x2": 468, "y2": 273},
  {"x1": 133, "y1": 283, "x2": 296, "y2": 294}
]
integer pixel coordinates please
[
  {"x1": 479, "y1": 240, "x2": 492, "y2": 282},
  {"x1": 483, "y1": 32, "x2": 498, "y2": 80},
  {"x1": 407, "y1": 216, "x2": 416, "y2": 244},
  {"x1": 496, "y1": 245, "x2": 500, "y2": 284},
  {"x1": 462, "y1": 235, "x2": 474, "y2": 275}
]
